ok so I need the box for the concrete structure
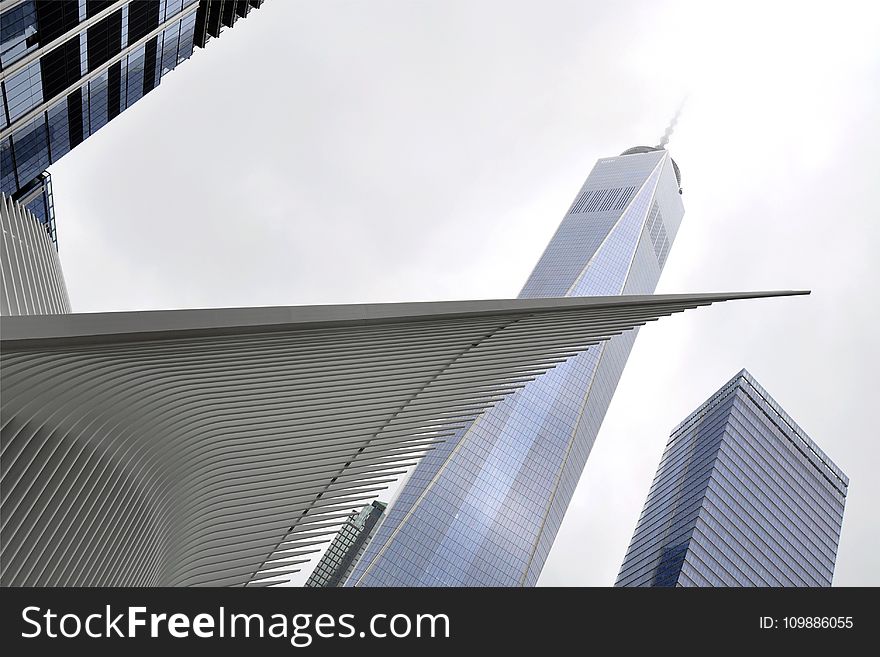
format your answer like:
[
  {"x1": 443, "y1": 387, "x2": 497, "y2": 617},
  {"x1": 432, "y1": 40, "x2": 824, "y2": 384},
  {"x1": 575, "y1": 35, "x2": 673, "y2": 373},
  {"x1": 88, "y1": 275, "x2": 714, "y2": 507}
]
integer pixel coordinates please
[
  {"x1": 616, "y1": 369, "x2": 847, "y2": 587},
  {"x1": 1, "y1": 192, "x2": 70, "y2": 315},
  {"x1": 0, "y1": 291, "x2": 802, "y2": 586}
]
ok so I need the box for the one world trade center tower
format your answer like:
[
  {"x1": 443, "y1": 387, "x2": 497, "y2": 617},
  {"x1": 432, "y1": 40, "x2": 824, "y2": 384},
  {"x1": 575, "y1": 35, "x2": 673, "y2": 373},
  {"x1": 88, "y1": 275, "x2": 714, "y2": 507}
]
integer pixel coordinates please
[{"x1": 348, "y1": 132, "x2": 686, "y2": 586}]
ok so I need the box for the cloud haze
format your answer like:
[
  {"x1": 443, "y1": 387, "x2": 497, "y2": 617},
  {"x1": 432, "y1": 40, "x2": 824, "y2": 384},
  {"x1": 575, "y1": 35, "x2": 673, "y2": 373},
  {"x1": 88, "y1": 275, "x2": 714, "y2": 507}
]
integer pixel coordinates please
[{"x1": 48, "y1": 0, "x2": 879, "y2": 585}]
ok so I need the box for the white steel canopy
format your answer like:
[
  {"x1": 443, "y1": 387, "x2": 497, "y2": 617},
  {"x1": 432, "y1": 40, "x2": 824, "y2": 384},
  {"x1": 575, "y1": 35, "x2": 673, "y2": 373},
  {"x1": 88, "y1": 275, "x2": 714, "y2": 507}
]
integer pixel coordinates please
[{"x1": 0, "y1": 291, "x2": 807, "y2": 586}]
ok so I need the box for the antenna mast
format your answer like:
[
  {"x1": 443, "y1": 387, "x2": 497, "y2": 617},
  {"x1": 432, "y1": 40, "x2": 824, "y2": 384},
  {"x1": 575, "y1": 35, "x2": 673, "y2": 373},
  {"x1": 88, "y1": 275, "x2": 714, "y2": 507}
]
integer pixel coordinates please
[{"x1": 657, "y1": 99, "x2": 687, "y2": 149}]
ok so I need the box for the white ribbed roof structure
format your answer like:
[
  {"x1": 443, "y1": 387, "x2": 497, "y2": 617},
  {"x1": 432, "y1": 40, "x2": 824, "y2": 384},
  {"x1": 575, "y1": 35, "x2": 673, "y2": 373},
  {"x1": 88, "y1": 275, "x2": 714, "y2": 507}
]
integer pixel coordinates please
[
  {"x1": 1, "y1": 194, "x2": 71, "y2": 316},
  {"x1": 0, "y1": 291, "x2": 806, "y2": 586}
]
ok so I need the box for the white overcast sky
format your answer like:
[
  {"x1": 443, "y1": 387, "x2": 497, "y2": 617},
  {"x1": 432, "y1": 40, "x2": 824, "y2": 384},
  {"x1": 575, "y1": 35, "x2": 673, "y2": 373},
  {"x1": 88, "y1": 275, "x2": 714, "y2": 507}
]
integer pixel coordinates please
[{"x1": 49, "y1": 0, "x2": 879, "y2": 585}]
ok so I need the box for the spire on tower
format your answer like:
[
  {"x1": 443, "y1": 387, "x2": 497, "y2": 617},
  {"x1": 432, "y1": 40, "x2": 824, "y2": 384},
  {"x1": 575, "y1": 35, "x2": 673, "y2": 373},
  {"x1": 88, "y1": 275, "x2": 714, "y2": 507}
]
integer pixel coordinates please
[{"x1": 657, "y1": 98, "x2": 687, "y2": 149}]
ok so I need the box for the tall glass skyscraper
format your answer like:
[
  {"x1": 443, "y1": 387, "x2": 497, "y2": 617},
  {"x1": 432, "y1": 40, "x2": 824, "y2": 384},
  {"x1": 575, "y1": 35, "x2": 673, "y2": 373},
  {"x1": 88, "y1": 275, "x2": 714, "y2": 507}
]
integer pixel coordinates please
[
  {"x1": 305, "y1": 502, "x2": 387, "y2": 588},
  {"x1": 348, "y1": 143, "x2": 686, "y2": 586},
  {"x1": 615, "y1": 369, "x2": 848, "y2": 587},
  {"x1": 1, "y1": 0, "x2": 265, "y2": 241}
]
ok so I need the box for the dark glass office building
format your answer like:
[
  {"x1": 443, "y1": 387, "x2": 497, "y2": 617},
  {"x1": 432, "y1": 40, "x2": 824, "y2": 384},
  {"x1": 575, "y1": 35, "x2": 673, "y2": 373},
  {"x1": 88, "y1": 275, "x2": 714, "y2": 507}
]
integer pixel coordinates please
[
  {"x1": 616, "y1": 369, "x2": 848, "y2": 587},
  {"x1": 1, "y1": 0, "x2": 265, "y2": 242},
  {"x1": 305, "y1": 502, "x2": 387, "y2": 588},
  {"x1": 348, "y1": 144, "x2": 686, "y2": 586}
]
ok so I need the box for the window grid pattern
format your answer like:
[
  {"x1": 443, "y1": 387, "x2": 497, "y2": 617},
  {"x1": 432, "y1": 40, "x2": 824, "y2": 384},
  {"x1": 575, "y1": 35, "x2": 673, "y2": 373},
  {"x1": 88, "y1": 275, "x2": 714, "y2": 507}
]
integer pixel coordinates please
[
  {"x1": 350, "y1": 150, "x2": 685, "y2": 586},
  {"x1": 304, "y1": 502, "x2": 386, "y2": 588},
  {"x1": 568, "y1": 185, "x2": 637, "y2": 215},
  {"x1": 645, "y1": 200, "x2": 670, "y2": 269},
  {"x1": 0, "y1": 1, "x2": 39, "y2": 71},
  {"x1": 1, "y1": 1, "x2": 256, "y2": 210},
  {"x1": 615, "y1": 370, "x2": 847, "y2": 587}
]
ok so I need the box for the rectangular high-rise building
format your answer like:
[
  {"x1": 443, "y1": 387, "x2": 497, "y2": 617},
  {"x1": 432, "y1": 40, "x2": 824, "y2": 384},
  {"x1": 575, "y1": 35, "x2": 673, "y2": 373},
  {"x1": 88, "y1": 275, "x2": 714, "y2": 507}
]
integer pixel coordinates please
[
  {"x1": 305, "y1": 502, "x2": 386, "y2": 588},
  {"x1": 348, "y1": 144, "x2": 686, "y2": 586},
  {"x1": 1, "y1": 0, "x2": 265, "y2": 242},
  {"x1": 616, "y1": 369, "x2": 848, "y2": 587}
]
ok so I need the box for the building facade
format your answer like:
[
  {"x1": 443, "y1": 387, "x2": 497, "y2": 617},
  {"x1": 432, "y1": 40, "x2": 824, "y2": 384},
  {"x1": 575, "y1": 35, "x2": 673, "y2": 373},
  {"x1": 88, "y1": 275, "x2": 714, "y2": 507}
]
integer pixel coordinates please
[
  {"x1": 1, "y1": 191, "x2": 70, "y2": 315},
  {"x1": 305, "y1": 501, "x2": 386, "y2": 587},
  {"x1": 615, "y1": 369, "x2": 848, "y2": 587},
  {"x1": 1, "y1": 0, "x2": 265, "y2": 242},
  {"x1": 9, "y1": 171, "x2": 56, "y2": 244},
  {"x1": 349, "y1": 145, "x2": 687, "y2": 586}
]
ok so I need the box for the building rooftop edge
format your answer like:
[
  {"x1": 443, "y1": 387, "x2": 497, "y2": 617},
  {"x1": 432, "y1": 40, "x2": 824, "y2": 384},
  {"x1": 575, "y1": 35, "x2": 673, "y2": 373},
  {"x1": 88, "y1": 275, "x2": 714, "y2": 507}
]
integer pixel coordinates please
[{"x1": 672, "y1": 369, "x2": 848, "y2": 489}]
